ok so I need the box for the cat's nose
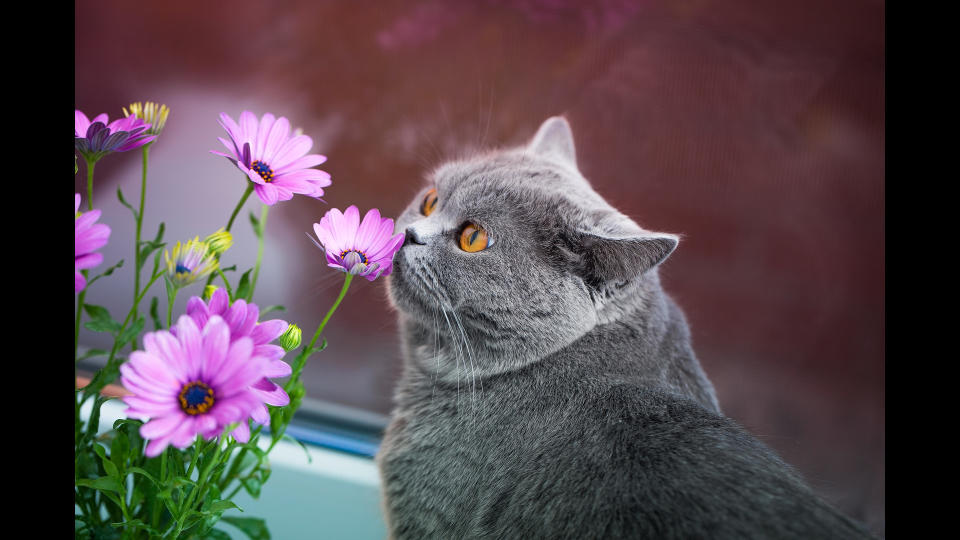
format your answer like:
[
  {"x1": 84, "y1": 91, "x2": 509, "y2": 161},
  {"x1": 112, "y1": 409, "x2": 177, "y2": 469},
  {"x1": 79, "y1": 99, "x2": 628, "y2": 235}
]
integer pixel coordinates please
[{"x1": 404, "y1": 227, "x2": 426, "y2": 247}]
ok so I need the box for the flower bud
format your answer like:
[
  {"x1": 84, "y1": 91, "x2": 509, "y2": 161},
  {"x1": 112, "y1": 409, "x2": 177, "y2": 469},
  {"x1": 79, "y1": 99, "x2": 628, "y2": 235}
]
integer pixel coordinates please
[
  {"x1": 204, "y1": 228, "x2": 234, "y2": 255},
  {"x1": 123, "y1": 101, "x2": 170, "y2": 137},
  {"x1": 280, "y1": 324, "x2": 302, "y2": 352},
  {"x1": 203, "y1": 285, "x2": 218, "y2": 301}
]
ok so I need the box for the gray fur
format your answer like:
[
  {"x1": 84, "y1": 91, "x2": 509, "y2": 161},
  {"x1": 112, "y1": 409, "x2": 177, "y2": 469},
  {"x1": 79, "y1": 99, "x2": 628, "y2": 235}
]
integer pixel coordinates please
[{"x1": 378, "y1": 117, "x2": 874, "y2": 539}]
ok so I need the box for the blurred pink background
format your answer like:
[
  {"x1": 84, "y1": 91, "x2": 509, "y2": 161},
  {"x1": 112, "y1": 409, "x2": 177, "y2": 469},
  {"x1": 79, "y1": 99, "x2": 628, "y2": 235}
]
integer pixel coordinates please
[{"x1": 75, "y1": 0, "x2": 884, "y2": 535}]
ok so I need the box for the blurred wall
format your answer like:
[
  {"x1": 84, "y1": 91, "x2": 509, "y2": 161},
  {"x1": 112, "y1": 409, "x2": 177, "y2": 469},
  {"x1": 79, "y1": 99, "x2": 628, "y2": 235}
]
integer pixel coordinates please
[{"x1": 75, "y1": 0, "x2": 884, "y2": 535}]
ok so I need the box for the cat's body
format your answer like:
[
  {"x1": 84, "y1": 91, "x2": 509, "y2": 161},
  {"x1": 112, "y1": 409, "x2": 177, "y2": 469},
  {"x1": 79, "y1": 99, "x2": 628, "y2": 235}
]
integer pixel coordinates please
[{"x1": 379, "y1": 117, "x2": 873, "y2": 539}]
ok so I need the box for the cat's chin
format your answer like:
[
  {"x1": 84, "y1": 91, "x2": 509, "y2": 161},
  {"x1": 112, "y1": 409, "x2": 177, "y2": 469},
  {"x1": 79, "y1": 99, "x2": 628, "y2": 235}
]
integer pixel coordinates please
[{"x1": 384, "y1": 257, "x2": 435, "y2": 319}]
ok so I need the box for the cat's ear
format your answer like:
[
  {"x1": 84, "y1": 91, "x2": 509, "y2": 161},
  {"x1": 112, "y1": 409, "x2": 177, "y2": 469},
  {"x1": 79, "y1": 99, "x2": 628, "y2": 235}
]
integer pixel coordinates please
[
  {"x1": 528, "y1": 116, "x2": 577, "y2": 167},
  {"x1": 567, "y1": 220, "x2": 679, "y2": 285}
]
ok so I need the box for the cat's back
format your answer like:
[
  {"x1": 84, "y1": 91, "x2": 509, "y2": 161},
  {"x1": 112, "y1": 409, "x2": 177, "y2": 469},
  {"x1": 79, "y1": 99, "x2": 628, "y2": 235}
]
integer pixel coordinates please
[{"x1": 380, "y1": 362, "x2": 872, "y2": 540}]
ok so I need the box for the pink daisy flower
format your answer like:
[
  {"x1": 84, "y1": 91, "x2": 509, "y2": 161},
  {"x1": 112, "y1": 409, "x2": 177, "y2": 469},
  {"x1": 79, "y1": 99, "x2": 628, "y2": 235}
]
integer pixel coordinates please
[
  {"x1": 75, "y1": 110, "x2": 156, "y2": 163},
  {"x1": 312, "y1": 205, "x2": 405, "y2": 281},
  {"x1": 211, "y1": 111, "x2": 332, "y2": 206},
  {"x1": 75, "y1": 193, "x2": 111, "y2": 293},
  {"x1": 175, "y1": 288, "x2": 291, "y2": 440},
  {"x1": 121, "y1": 315, "x2": 269, "y2": 457}
]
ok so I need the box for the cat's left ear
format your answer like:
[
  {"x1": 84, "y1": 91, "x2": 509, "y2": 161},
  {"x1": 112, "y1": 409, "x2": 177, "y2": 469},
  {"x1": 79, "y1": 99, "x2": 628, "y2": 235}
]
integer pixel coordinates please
[
  {"x1": 529, "y1": 116, "x2": 577, "y2": 167},
  {"x1": 567, "y1": 221, "x2": 679, "y2": 285}
]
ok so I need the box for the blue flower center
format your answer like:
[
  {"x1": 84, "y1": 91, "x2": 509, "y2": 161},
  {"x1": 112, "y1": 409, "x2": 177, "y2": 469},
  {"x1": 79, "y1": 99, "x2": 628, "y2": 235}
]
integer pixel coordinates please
[
  {"x1": 178, "y1": 381, "x2": 215, "y2": 415},
  {"x1": 340, "y1": 249, "x2": 368, "y2": 265},
  {"x1": 251, "y1": 160, "x2": 274, "y2": 183},
  {"x1": 175, "y1": 264, "x2": 191, "y2": 274}
]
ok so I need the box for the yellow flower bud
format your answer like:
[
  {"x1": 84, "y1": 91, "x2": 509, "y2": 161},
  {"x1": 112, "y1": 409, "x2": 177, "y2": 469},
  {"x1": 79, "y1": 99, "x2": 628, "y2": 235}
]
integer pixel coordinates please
[
  {"x1": 280, "y1": 324, "x2": 302, "y2": 352},
  {"x1": 204, "y1": 228, "x2": 234, "y2": 255}
]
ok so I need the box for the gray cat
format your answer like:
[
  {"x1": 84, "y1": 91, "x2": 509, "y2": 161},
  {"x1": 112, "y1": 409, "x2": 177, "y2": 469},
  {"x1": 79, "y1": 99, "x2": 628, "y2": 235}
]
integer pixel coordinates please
[{"x1": 378, "y1": 117, "x2": 874, "y2": 539}]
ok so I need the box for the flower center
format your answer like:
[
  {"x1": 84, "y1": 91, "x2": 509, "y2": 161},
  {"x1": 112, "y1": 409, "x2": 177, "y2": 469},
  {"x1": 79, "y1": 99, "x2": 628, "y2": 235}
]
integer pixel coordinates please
[
  {"x1": 178, "y1": 381, "x2": 215, "y2": 415},
  {"x1": 175, "y1": 263, "x2": 191, "y2": 274},
  {"x1": 251, "y1": 160, "x2": 274, "y2": 183},
  {"x1": 341, "y1": 249, "x2": 368, "y2": 267}
]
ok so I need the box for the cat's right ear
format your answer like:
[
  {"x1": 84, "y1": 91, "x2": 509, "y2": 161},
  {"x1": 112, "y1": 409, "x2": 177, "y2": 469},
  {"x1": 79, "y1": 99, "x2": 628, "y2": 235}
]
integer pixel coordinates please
[
  {"x1": 564, "y1": 219, "x2": 679, "y2": 286},
  {"x1": 528, "y1": 116, "x2": 577, "y2": 167}
]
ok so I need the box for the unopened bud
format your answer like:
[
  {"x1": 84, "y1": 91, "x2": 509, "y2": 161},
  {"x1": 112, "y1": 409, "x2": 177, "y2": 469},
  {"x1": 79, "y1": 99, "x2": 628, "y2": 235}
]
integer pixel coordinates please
[
  {"x1": 204, "y1": 228, "x2": 233, "y2": 255},
  {"x1": 280, "y1": 324, "x2": 302, "y2": 352},
  {"x1": 203, "y1": 285, "x2": 218, "y2": 301}
]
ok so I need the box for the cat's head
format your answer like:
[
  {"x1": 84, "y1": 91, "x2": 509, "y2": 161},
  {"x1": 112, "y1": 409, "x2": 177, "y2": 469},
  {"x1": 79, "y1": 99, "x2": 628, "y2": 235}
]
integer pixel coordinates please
[{"x1": 387, "y1": 117, "x2": 679, "y2": 380}]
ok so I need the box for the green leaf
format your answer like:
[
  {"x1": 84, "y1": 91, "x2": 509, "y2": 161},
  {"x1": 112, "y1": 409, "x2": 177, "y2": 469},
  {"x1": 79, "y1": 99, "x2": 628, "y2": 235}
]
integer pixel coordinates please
[
  {"x1": 149, "y1": 296, "x2": 162, "y2": 330},
  {"x1": 260, "y1": 304, "x2": 286, "y2": 315},
  {"x1": 249, "y1": 211, "x2": 260, "y2": 232},
  {"x1": 165, "y1": 275, "x2": 177, "y2": 325},
  {"x1": 86, "y1": 396, "x2": 112, "y2": 438},
  {"x1": 282, "y1": 433, "x2": 312, "y2": 464},
  {"x1": 220, "y1": 264, "x2": 237, "y2": 273},
  {"x1": 235, "y1": 269, "x2": 253, "y2": 302},
  {"x1": 126, "y1": 466, "x2": 158, "y2": 486},
  {"x1": 76, "y1": 476, "x2": 123, "y2": 493},
  {"x1": 109, "y1": 519, "x2": 163, "y2": 537},
  {"x1": 83, "y1": 364, "x2": 121, "y2": 400},
  {"x1": 117, "y1": 316, "x2": 145, "y2": 348},
  {"x1": 207, "y1": 500, "x2": 241, "y2": 514},
  {"x1": 240, "y1": 476, "x2": 262, "y2": 498},
  {"x1": 83, "y1": 304, "x2": 121, "y2": 333},
  {"x1": 200, "y1": 529, "x2": 233, "y2": 540},
  {"x1": 86, "y1": 259, "x2": 125, "y2": 288},
  {"x1": 110, "y1": 429, "x2": 129, "y2": 473},
  {"x1": 221, "y1": 516, "x2": 270, "y2": 540},
  {"x1": 117, "y1": 186, "x2": 138, "y2": 220},
  {"x1": 77, "y1": 349, "x2": 108, "y2": 363}
]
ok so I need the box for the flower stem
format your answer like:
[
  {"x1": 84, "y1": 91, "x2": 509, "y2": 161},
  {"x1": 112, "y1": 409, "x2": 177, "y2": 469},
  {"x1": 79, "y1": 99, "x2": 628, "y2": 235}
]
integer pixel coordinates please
[
  {"x1": 133, "y1": 144, "x2": 151, "y2": 323},
  {"x1": 167, "y1": 286, "x2": 179, "y2": 328},
  {"x1": 288, "y1": 273, "x2": 354, "y2": 387},
  {"x1": 75, "y1": 276, "x2": 88, "y2": 362},
  {"x1": 247, "y1": 204, "x2": 268, "y2": 301},
  {"x1": 85, "y1": 158, "x2": 96, "y2": 211},
  {"x1": 225, "y1": 182, "x2": 255, "y2": 233}
]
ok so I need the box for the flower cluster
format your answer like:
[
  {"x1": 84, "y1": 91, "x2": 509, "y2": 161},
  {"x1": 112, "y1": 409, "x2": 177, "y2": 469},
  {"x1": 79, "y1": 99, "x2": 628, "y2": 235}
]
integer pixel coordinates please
[
  {"x1": 123, "y1": 287, "x2": 292, "y2": 456},
  {"x1": 75, "y1": 104, "x2": 405, "y2": 538}
]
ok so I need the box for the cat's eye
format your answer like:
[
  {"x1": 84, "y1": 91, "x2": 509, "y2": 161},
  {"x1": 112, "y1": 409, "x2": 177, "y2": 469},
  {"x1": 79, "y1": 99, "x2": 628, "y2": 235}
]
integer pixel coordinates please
[
  {"x1": 458, "y1": 222, "x2": 492, "y2": 253},
  {"x1": 421, "y1": 188, "x2": 439, "y2": 216}
]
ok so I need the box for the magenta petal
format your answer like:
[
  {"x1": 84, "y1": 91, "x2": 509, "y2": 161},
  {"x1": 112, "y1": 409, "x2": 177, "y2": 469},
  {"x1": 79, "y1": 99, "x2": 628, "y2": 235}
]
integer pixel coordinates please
[
  {"x1": 251, "y1": 320, "x2": 287, "y2": 344},
  {"x1": 254, "y1": 113, "x2": 276, "y2": 158},
  {"x1": 255, "y1": 183, "x2": 279, "y2": 206},
  {"x1": 251, "y1": 403, "x2": 270, "y2": 425},
  {"x1": 140, "y1": 414, "x2": 185, "y2": 439},
  {"x1": 251, "y1": 378, "x2": 290, "y2": 407},
  {"x1": 263, "y1": 116, "x2": 290, "y2": 163},
  {"x1": 75, "y1": 252, "x2": 104, "y2": 271},
  {"x1": 255, "y1": 344, "x2": 286, "y2": 363},
  {"x1": 208, "y1": 288, "x2": 229, "y2": 316},
  {"x1": 231, "y1": 420, "x2": 251, "y2": 443},
  {"x1": 264, "y1": 358, "x2": 292, "y2": 378},
  {"x1": 239, "y1": 111, "x2": 259, "y2": 143},
  {"x1": 271, "y1": 134, "x2": 313, "y2": 166},
  {"x1": 75, "y1": 271, "x2": 86, "y2": 293},
  {"x1": 274, "y1": 153, "x2": 327, "y2": 174}
]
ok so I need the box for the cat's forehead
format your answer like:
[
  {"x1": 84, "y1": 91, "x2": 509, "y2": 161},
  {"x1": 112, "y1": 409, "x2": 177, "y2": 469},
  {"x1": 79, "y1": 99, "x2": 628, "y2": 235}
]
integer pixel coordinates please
[{"x1": 428, "y1": 150, "x2": 606, "y2": 214}]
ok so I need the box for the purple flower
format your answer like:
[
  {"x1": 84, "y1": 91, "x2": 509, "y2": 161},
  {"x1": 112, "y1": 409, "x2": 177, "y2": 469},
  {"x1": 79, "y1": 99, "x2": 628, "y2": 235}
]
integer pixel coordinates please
[
  {"x1": 121, "y1": 315, "x2": 270, "y2": 457},
  {"x1": 211, "y1": 111, "x2": 332, "y2": 206},
  {"x1": 75, "y1": 110, "x2": 156, "y2": 162},
  {"x1": 75, "y1": 193, "x2": 111, "y2": 293},
  {"x1": 176, "y1": 288, "x2": 291, "y2": 439},
  {"x1": 312, "y1": 206, "x2": 405, "y2": 281}
]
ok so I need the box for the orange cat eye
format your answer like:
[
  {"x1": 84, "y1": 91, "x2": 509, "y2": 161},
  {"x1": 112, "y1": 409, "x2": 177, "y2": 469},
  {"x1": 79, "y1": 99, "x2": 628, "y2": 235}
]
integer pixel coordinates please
[
  {"x1": 421, "y1": 188, "x2": 439, "y2": 216},
  {"x1": 458, "y1": 222, "x2": 491, "y2": 252}
]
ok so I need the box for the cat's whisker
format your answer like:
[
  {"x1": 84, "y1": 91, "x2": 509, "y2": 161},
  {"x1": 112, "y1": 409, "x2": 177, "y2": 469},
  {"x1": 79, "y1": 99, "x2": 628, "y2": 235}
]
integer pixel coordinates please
[
  {"x1": 451, "y1": 308, "x2": 482, "y2": 409},
  {"x1": 439, "y1": 306, "x2": 464, "y2": 410},
  {"x1": 432, "y1": 302, "x2": 441, "y2": 404}
]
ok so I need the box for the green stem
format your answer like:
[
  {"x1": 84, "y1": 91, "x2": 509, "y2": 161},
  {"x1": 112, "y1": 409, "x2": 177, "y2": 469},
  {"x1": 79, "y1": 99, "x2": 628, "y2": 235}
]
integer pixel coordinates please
[
  {"x1": 247, "y1": 204, "x2": 268, "y2": 301},
  {"x1": 85, "y1": 158, "x2": 96, "y2": 211},
  {"x1": 225, "y1": 182, "x2": 255, "y2": 233},
  {"x1": 167, "y1": 286, "x2": 179, "y2": 328},
  {"x1": 133, "y1": 144, "x2": 151, "y2": 321},
  {"x1": 204, "y1": 181, "x2": 254, "y2": 290},
  {"x1": 289, "y1": 274, "x2": 354, "y2": 385},
  {"x1": 75, "y1": 277, "x2": 88, "y2": 362}
]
